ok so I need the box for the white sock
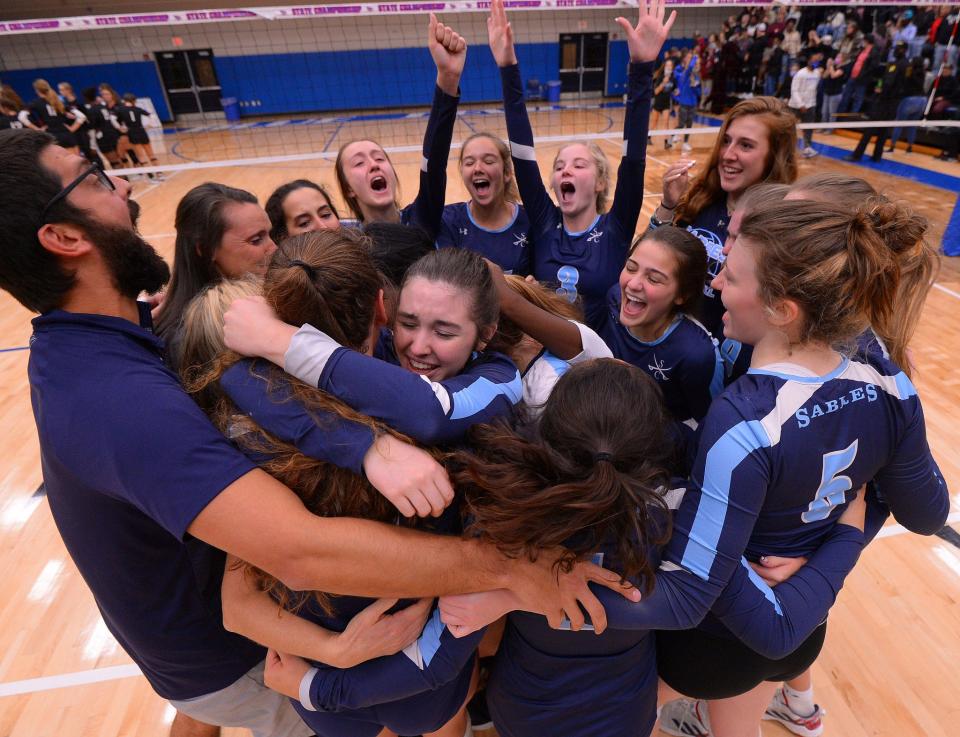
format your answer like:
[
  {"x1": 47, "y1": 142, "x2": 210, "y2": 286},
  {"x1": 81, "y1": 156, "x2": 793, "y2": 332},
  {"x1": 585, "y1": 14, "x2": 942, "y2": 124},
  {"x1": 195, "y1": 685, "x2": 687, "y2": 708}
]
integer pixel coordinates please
[{"x1": 783, "y1": 684, "x2": 816, "y2": 717}]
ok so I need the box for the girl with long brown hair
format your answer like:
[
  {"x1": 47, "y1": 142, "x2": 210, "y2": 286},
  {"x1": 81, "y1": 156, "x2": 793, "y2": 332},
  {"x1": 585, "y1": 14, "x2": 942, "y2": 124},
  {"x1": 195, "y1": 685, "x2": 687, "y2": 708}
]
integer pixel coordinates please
[
  {"x1": 181, "y1": 230, "x2": 481, "y2": 737},
  {"x1": 27, "y1": 78, "x2": 86, "y2": 153},
  {"x1": 650, "y1": 96, "x2": 798, "y2": 342},
  {"x1": 436, "y1": 131, "x2": 531, "y2": 275},
  {"x1": 438, "y1": 358, "x2": 870, "y2": 737},
  {"x1": 333, "y1": 14, "x2": 464, "y2": 239}
]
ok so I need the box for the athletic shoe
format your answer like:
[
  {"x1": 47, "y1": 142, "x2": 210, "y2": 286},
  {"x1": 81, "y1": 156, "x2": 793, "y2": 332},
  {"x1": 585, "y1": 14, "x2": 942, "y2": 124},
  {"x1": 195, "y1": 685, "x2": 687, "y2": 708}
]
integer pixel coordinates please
[
  {"x1": 681, "y1": 143, "x2": 693, "y2": 153},
  {"x1": 763, "y1": 688, "x2": 825, "y2": 737},
  {"x1": 665, "y1": 139, "x2": 673, "y2": 149},
  {"x1": 801, "y1": 147, "x2": 819, "y2": 158},
  {"x1": 659, "y1": 698, "x2": 712, "y2": 737},
  {"x1": 467, "y1": 689, "x2": 493, "y2": 733}
]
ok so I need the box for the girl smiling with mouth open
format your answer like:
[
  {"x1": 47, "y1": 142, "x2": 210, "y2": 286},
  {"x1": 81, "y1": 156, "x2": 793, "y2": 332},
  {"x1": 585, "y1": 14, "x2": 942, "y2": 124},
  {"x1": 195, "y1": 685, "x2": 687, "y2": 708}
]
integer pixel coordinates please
[{"x1": 333, "y1": 14, "x2": 466, "y2": 241}]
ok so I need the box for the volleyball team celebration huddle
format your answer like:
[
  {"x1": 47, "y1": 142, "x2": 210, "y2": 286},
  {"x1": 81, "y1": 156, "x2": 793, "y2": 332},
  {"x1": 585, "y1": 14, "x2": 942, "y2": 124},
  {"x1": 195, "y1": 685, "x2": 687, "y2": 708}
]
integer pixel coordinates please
[{"x1": 0, "y1": 2, "x2": 949, "y2": 737}]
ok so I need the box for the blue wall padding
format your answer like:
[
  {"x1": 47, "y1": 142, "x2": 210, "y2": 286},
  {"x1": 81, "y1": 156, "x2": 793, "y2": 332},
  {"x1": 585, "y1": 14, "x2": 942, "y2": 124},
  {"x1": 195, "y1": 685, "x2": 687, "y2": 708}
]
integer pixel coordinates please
[
  {"x1": 4, "y1": 37, "x2": 695, "y2": 121},
  {"x1": 3, "y1": 61, "x2": 170, "y2": 120}
]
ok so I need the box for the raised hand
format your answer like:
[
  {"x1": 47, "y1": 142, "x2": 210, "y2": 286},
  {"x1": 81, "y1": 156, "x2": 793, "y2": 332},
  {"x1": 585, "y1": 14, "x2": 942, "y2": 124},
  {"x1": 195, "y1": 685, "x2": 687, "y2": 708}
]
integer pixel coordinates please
[
  {"x1": 615, "y1": 0, "x2": 677, "y2": 63},
  {"x1": 429, "y1": 13, "x2": 467, "y2": 96},
  {"x1": 488, "y1": 0, "x2": 519, "y2": 68}
]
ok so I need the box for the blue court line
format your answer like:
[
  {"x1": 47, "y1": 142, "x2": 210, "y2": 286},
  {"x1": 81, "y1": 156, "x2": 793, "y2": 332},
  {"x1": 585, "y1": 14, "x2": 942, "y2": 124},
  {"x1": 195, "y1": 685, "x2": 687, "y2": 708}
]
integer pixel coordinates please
[{"x1": 0, "y1": 346, "x2": 29, "y2": 353}]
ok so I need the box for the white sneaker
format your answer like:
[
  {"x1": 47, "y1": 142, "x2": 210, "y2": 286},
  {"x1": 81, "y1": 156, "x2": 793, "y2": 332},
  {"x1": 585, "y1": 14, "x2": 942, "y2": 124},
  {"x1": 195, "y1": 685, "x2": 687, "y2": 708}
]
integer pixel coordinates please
[
  {"x1": 763, "y1": 688, "x2": 825, "y2": 737},
  {"x1": 681, "y1": 143, "x2": 693, "y2": 153},
  {"x1": 659, "y1": 698, "x2": 712, "y2": 737},
  {"x1": 802, "y1": 146, "x2": 819, "y2": 158},
  {"x1": 671, "y1": 134, "x2": 681, "y2": 145}
]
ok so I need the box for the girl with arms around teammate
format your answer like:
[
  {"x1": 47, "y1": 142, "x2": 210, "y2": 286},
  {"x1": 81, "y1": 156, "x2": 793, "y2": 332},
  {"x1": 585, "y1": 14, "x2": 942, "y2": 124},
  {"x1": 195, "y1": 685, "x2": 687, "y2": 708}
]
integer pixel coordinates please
[
  {"x1": 181, "y1": 232, "x2": 480, "y2": 737},
  {"x1": 656, "y1": 196, "x2": 949, "y2": 737},
  {"x1": 440, "y1": 357, "x2": 868, "y2": 737},
  {"x1": 334, "y1": 14, "x2": 464, "y2": 239},
  {"x1": 437, "y1": 132, "x2": 531, "y2": 275},
  {"x1": 488, "y1": 0, "x2": 660, "y2": 326}
]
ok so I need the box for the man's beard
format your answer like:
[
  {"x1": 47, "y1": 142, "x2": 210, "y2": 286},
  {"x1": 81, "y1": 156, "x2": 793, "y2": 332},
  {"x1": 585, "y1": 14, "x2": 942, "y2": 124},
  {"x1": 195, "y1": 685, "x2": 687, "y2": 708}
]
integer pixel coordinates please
[{"x1": 80, "y1": 200, "x2": 170, "y2": 299}]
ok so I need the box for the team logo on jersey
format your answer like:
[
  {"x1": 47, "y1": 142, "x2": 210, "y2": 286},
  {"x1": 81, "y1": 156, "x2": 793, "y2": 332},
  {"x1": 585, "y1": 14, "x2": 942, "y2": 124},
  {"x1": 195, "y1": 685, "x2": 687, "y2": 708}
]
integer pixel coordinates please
[
  {"x1": 459, "y1": 227, "x2": 469, "y2": 236},
  {"x1": 795, "y1": 384, "x2": 878, "y2": 429},
  {"x1": 587, "y1": 228, "x2": 604, "y2": 244},
  {"x1": 514, "y1": 232, "x2": 528, "y2": 248},
  {"x1": 687, "y1": 226, "x2": 725, "y2": 298},
  {"x1": 556, "y1": 265, "x2": 580, "y2": 303},
  {"x1": 648, "y1": 355, "x2": 672, "y2": 381}
]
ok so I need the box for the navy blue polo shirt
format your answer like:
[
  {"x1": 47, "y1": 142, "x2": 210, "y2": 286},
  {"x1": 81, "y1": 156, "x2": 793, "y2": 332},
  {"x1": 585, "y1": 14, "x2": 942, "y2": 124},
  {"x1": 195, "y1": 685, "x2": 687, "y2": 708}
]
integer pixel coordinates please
[{"x1": 28, "y1": 305, "x2": 265, "y2": 700}]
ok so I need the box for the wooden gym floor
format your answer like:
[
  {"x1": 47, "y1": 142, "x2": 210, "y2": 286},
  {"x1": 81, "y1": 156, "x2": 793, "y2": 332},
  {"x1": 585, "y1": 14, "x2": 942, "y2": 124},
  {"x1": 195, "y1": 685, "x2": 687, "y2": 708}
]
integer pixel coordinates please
[{"x1": 0, "y1": 108, "x2": 958, "y2": 737}]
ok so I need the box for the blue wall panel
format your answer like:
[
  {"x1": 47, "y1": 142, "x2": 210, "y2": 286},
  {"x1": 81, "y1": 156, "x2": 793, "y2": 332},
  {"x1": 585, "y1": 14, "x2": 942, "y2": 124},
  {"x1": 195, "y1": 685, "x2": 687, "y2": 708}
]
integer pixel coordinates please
[
  {"x1": 3, "y1": 62, "x2": 170, "y2": 121},
  {"x1": 215, "y1": 41, "x2": 559, "y2": 116}
]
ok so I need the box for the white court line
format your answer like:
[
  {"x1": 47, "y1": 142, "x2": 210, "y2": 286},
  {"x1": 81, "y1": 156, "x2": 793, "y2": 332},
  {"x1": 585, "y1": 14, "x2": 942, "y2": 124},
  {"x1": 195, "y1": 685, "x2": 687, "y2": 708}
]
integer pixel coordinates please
[
  {"x1": 0, "y1": 511, "x2": 956, "y2": 699},
  {"x1": 0, "y1": 663, "x2": 141, "y2": 697},
  {"x1": 876, "y1": 511, "x2": 960, "y2": 539},
  {"x1": 933, "y1": 282, "x2": 960, "y2": 301}
]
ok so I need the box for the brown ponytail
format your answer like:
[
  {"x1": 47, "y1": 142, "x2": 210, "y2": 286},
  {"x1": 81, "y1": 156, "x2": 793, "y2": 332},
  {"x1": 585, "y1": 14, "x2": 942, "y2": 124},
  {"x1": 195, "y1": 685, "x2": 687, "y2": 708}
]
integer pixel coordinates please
[
  {"x1": 33, "y1": 79, "x2": 64, "y2": 116},
  {"x1": 738, "y1": 199, "x2": 913, "y2": 350},
  {"x1": 785, "y1": 174, "x2": 935, "y2": 375},
  {"x1": 452, "y1": 359, "x2": 673, "y2": 592}
]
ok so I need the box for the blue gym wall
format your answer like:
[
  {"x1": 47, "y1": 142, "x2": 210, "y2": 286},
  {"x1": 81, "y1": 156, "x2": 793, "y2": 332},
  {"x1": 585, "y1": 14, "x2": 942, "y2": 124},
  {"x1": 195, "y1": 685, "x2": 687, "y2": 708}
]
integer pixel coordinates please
[
  {"x1": 3, "y1": 62, "x2": 171, "y2": 120},
  {"x1": 4, "y1": 38, "x2": 694, "y2": 121}
]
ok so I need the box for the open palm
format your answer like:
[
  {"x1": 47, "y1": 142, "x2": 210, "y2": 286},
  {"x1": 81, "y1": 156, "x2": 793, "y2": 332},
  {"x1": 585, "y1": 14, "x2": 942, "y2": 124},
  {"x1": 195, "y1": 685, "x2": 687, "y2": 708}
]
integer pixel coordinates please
[{"x1": 616, "y1": 0, "x2": 677, "y2": 63}]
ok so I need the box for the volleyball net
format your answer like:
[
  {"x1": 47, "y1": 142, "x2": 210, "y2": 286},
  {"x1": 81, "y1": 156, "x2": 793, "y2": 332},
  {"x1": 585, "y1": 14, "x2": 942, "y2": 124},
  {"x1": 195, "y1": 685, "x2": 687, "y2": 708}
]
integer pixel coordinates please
[{"x1": 0, "y1": 2, "x2": 957, "y2": 183}]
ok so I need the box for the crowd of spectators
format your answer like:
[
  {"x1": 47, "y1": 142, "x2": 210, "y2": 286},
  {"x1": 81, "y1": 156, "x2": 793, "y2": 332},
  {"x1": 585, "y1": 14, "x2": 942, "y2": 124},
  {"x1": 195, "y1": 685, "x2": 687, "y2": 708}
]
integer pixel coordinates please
[{"x1": 656, "y1": 5, "x2": 959, "y2": 162}]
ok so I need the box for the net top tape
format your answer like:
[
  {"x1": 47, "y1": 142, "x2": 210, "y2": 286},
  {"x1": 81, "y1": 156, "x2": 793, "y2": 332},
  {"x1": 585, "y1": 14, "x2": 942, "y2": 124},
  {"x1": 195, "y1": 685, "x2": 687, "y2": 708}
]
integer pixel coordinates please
[{"x1": 0, "y1": 0, "x2": 931, "y2": 36}]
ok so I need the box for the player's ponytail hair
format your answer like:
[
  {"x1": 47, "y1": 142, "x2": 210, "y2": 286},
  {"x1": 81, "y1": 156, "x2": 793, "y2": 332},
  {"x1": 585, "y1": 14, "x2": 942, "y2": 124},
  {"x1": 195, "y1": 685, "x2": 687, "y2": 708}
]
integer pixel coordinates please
[
  {"x1": 33, "y1": 79, "x2": 64, "y2": 116},
  {"x1": 452, "y1": 359, "x2": 673, "y2": 593},
  {"x1": 181, "y1": 228, "x2": 420, "y2": 616},
  {"x1": 267, "y1": 227, "x2": 380, "y2": 351},
  {"x1": 787, "y1": 174, "x2": 936, "y2": 376},
  {"x1": 738, "y1": 198, "x2": 918, "y2": 350}
]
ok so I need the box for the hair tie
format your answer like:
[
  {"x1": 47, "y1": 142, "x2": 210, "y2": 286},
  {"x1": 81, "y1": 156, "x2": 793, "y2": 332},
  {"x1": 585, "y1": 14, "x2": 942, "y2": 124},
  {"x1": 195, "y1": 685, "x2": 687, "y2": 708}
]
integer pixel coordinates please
[
  {"x1": 594, "y1": 451, "x2": 613, "y2": 464},
  {"x1": 289, "y1": 259, "x2": 316, "y2": 280}
]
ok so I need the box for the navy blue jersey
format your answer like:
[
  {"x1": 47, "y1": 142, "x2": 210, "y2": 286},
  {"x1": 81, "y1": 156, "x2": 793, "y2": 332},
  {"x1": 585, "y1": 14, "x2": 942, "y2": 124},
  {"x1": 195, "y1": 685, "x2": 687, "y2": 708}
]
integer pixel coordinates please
[
  {"x1": 295, "y1": 608, "x2": 482, "y2": 737},
  {"x1": 90, "y1": 103, "x2": 122, "y2": 151},
  {"x1": 0, "y1": 112, "x2": 25, "y2": 130},
  {"x1": 396, "y1": 85, "x2": 459, "y2": 240},
  {"x1": 595, "y1": 285, "x2": 723, "y2": 426},
  {"x1": 588, "y1": 353, "x2": 947, "y2": 656},
  {"x1": 676, "y1": 198, "x2": 730, "y2": 339},
  {"x1": 118, "y1": 105, "x2": 151, "y2": 144},
  {"x1": 27, "y1": 97, "x2": 78, "y2": 148},
  {"x1": 284, "y1": 325, "x2": 522, "y2": 445},
  {"x1": 28, "y1": 307, "x2": 264, "y2": 700},
  {"x1": 220, "y1": 359, "x2": 374, "y2": 475},
  {"x1": 501, "y1": 61, "x2": 652, "y2": 326},
  {"x1": 437, "y1": 201, "x2": 532, "y2": 275}
]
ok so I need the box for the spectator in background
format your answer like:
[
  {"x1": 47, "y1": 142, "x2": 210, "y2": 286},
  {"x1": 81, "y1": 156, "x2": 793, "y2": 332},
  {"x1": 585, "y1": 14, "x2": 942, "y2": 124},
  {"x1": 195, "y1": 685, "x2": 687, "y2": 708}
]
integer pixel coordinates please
[
  {"x1": 839, "y1": 20, "x2": 865, "y2": 58},
  {"x1": 672, "y1": 49, "x2": 700, "y2": 153},
  {"x1": 763, "y1": 34, "x2": 788, "y2": 97},
  {"x1": 783, "y1": 18, "x2": 803, "y2": 60},
  {"x1": 888, "y1": 55, "x2": 929, "y2": 152},
  {"x1": 790, "y1": 53, "x2": 823, "y2": 157},
  {"x1": 838, "y1": 34, "x2": 882, "y2": 114},
  {"x1": 746, "y1": 23, "x2": 768, "y2": 92},
  {"x1": 892, "y1": 11, "x2": 918, "y2": 58},
  {"x1": 845, "y1": 42, "x2": 909, "y2": 162},
  {"x1": 933, "y1": 6, "x2": 959, "y2": 70},
  {"x1": 931, "y1": 63, "x2": 959, "y2": 161},
  {"x1": 821, "y1": 51, "x2": 849, "y2": 129}
]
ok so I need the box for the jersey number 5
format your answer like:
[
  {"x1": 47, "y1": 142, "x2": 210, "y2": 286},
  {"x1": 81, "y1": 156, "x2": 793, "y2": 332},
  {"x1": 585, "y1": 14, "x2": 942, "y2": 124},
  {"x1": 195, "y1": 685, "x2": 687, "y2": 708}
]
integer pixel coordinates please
[{"x1": 802, "y1": 439, "x2": 859, "y2": 523}]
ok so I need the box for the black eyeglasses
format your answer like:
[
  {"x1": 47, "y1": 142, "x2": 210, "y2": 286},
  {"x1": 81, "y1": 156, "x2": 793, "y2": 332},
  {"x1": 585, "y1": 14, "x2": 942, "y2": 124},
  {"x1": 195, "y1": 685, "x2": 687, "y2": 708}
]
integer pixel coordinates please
[{"x1": 40, "y1": 162, "x2": 116, "y2": 222}]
